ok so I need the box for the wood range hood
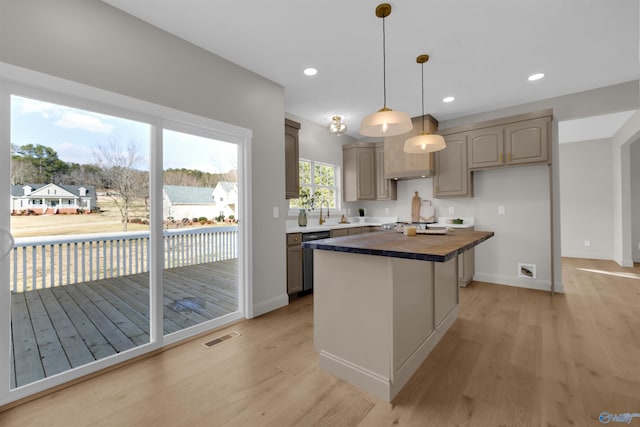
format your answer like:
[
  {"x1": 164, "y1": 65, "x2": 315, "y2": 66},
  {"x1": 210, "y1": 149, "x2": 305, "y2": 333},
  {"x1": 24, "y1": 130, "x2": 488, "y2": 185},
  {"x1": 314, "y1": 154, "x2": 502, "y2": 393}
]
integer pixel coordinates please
[{"x1": 383, "y1": 114, "x2": 439, "y2": 180}]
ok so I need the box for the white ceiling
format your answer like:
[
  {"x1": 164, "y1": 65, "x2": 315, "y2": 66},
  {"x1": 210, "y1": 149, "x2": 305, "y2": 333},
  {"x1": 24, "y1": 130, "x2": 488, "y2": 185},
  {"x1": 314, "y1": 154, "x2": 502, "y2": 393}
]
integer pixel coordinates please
[{"x1": 101, "y1": 0, "x2": 639, "y2": 138}]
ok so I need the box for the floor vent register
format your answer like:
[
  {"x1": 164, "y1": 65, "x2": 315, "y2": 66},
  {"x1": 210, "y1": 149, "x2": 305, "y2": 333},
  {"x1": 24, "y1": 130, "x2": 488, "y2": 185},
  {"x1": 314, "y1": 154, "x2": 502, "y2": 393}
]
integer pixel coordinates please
[{"x1": 203, "y1": 331, "x2": 240, "y2": 349}]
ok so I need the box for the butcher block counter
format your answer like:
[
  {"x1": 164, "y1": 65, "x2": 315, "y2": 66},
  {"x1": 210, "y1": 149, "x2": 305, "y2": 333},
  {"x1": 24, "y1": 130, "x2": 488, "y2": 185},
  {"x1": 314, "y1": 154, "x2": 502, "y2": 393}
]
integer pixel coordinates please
[{"x1": 306, "y1": 229, "x2": 493, "y2": 402}]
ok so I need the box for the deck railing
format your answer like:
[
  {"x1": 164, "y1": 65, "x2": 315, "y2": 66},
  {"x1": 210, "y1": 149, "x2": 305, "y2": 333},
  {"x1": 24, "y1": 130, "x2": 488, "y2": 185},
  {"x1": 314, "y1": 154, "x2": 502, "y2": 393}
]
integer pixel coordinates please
[{"x1": 10, "y1": 226, "x2": 238, "y2": 293}]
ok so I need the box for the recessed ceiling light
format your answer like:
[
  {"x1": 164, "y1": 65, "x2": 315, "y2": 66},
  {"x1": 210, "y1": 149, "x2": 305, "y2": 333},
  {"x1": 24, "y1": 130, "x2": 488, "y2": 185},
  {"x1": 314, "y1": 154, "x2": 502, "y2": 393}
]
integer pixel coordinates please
[
  {"x1": 443, "y1": 96, "x2": 455, "y2": 103},
  {"x1": 303, "y1": 68, "x2": 318, "y2": 76},
  {"x1": 528, "y1": 73, "x2": 545, "y2": 81}
]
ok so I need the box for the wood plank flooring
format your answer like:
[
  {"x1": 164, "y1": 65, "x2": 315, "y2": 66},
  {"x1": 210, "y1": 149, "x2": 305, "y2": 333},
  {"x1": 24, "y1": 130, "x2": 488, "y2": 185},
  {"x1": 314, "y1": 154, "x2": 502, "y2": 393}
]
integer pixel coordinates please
[
  {"x1": 1, "y1": 258, "x2": 638, "y2": 426},
  {"x1": 10, "y1": 260, "x2": 238, "y2": 388}
]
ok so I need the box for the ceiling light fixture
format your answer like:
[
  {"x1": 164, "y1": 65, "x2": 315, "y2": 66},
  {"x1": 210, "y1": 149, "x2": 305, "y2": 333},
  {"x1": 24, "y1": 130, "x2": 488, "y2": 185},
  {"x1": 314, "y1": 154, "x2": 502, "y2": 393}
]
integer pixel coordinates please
[
  {"x1": 528, "y1": 73, "x2": 544, "y2": 81},
  {"x1": 304, "y1": 67, "x2": 318, "y2": 76},
  {"x1": 404, "y1": 54, "x2": 446, "y2": 153},
  {"x1": 360, "y1": 3, "x2": 412, "y2": 137},
  {"x1": 327, "y1": 115, "x2": 347, "y2": 136},
  {"x1": 443, "y1": 96, "x2": 455, "y2": 103}
]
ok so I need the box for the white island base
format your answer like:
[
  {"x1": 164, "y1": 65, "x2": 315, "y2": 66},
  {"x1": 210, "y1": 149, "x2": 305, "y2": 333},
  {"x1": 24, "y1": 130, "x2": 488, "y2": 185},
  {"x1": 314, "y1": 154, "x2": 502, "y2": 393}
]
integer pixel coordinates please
[{"x1": 313, "y1": 250, "x2": 459, "y2": 402}]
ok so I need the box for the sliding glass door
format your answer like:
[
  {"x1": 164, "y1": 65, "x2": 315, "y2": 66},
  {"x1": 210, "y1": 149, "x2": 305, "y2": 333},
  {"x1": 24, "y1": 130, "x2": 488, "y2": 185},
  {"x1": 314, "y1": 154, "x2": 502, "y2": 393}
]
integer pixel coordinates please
[
  {"x1": 161, "y1": 129, "x2": 239, "y2": 337},
  {"x1": 8, "y1": 95, "x2": 151, "y2": 389},
  {"x1": 0, "y1": 67, "x2": 249, "y2": 405}
]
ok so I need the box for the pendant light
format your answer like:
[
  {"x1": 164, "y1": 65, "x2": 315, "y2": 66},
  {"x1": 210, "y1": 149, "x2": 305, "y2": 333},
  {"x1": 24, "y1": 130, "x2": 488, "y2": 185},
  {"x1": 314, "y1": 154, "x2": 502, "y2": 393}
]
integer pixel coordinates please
[
  {"x1": 327, "y1": 115, "x2": 347, "y2": 136},
  {"x1": 404, "y1": 54, "x2": 446, "y2": 153},
  {"x1": 360, "y1": 3, "x2": 413, "y2": 138}
]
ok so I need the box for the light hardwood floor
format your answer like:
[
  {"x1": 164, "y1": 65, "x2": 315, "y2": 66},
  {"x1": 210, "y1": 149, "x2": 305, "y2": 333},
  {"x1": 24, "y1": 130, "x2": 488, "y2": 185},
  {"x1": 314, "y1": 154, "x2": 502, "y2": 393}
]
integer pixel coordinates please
[{"x1": 0, "y1": 258, "x2": 638, "y2": 426}]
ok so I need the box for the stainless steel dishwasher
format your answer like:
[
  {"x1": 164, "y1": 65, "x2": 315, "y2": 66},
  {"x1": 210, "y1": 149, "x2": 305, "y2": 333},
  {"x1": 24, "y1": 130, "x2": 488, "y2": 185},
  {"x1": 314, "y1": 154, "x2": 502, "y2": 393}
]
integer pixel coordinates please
[{"x1": 302, "y1": 231, "x2": 331, "y2": 292}]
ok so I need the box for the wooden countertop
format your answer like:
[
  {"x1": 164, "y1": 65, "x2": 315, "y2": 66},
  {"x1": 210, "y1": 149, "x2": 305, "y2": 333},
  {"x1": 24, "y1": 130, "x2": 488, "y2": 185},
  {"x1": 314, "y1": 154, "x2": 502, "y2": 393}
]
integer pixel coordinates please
[{"x1": 302, "y1": 229, "x2": 494, "y2": 263}]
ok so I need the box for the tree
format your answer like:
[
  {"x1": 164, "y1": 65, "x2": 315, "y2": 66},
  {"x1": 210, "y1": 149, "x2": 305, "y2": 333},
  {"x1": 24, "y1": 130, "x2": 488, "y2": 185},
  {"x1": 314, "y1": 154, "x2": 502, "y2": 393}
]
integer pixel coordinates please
[
  {"x1": 14, "y1": 143, "x2": 69, "y2": 183},
  {"x1": 94, "y1": 138, "x2": 148, "y2": 231}
]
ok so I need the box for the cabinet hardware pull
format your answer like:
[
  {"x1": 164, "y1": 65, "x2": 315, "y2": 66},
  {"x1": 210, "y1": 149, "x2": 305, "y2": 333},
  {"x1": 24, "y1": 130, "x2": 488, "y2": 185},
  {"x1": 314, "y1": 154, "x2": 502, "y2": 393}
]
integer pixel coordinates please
[{"x1": 499, "y1": 153, "x2": 503, "y2": 163}]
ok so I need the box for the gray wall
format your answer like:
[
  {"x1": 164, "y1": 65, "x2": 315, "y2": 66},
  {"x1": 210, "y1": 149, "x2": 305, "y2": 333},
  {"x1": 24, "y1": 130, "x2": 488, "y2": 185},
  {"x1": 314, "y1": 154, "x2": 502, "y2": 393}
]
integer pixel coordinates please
[
  {"x1": 0, "y1": 0, "x2": 288, "y2": 314},
  {"x1": 559, "y1": 139, "x2": 614, "y2": 259}
]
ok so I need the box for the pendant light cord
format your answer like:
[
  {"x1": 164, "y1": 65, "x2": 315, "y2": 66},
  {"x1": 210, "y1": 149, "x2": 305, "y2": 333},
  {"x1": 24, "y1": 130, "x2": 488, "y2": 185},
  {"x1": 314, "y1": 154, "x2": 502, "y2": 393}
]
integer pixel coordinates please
[
  {"x1": 421, "y1": 62, "x2": 425, "y2": 133},
  {"x1": 382, "y1": 15, "x2": 387, "y2": 108}
]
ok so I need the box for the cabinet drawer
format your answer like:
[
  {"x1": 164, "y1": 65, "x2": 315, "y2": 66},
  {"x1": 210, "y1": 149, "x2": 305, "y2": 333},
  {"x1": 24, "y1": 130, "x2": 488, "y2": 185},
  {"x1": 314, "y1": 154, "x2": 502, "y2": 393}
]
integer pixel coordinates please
[
  {"x1": 330, "y1": 229, "x2": 349, "y2": 238},
  {"x1": 287, "y1": 233, "x2": 302, "y2": 245}
]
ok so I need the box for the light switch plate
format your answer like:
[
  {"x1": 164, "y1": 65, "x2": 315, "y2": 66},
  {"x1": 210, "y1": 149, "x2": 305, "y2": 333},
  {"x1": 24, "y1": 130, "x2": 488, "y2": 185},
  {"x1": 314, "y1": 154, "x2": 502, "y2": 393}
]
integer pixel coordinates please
[
  {"x1": 273, "y1": 207, "x2": 279, "y2": 218},
  {"x1": 498, "y1": 206, "x2": 505, "y2": 215}
]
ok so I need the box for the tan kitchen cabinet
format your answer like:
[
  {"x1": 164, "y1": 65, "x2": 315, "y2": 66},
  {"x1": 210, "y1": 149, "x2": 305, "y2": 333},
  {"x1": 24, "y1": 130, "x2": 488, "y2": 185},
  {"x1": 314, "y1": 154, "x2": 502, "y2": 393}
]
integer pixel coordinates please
[
  {"x1": 467, "y1": 117, "x2": 550, "y2": 170},
  {"x1": 348, "y1": 227, "x2": 362, "y2": 235},
  {"x1": 286, "y1": 233, "x2": 303, "y2": 294},
  {"x1": 330, "y1": 228, "x2": 349, "y2": 238},
  {"x1": 375, "y1": 142, "x2": 397, "y2": 200},
  {"x1": 343, "y1": 142, "x2": 376, "y2": 201},
  {"x1": 504, "y1": 117, "x2": 549, "y2": 165},
  {"x1": 433, "y1": 133, "x2": 473, "y2": 198},
  {"x1": 467, "y1": 126, "x2": 504, "y2": 169},
  {"x1": 285, "y1": 119, "x2": 300, "y2": 199}
]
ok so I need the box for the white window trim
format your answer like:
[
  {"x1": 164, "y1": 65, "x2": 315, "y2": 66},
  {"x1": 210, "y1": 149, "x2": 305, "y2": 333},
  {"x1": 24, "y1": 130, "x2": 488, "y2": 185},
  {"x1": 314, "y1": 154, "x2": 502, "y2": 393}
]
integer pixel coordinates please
[
  {"x1": 288, "y1": 158, "x2": 341, "y2": 217},
  {"x1": 0, "y1": 62, "x2": 253, "y2": 405}
]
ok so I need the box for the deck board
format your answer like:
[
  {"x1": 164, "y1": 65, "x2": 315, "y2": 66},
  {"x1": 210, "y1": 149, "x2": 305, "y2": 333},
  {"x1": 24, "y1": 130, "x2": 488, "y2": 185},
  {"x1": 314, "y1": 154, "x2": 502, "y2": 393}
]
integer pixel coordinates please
[{"x1": 10, "y1": 259, "x2": 239, "y2": 388}]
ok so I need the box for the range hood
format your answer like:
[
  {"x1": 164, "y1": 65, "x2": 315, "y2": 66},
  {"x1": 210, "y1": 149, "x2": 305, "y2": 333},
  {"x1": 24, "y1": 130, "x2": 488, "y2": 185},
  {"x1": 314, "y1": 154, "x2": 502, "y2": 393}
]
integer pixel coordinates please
[{"x1": 384, "y1": 114, "x2": 438, "y2": 180}]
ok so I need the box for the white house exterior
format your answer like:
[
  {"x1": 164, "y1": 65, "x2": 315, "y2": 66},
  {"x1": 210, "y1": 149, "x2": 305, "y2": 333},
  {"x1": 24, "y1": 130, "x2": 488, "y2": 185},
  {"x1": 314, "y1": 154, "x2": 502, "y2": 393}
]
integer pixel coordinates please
[
  {"x1": 212, "y1": 181, "x2": 237, "y2": 219},
  {"x1": 162, "y1": 183, "x2": 238, "y2": 221},
  {"x1": 10, "y1": 183, "x2": 96, "y2": 214}
]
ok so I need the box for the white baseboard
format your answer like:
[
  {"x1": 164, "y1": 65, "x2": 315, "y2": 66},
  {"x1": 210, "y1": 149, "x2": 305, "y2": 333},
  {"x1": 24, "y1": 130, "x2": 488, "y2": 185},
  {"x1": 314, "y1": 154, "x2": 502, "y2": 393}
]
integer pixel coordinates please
[
  {"x1": 251, "y1": 294, "x2": 289, "y2": 318},
  {"x1": 561, "y1": 251, "x2": 614, "y2": 260},
  {"x1": 319, "y1": 351, "x2": 392, "y2": 401},
  {"x1": 473, "y1": 273, "x2": 555, "y2": 292}
]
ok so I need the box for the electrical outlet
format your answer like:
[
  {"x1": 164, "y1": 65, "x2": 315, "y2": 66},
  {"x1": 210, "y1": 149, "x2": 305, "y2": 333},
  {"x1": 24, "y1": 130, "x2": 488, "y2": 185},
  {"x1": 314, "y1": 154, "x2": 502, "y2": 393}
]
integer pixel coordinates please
[
  {"x1": 385, "y1": 207, "x2": 389, "y2": 215},
  {"x1": 273, "y1": 207, "x2": 279, "y2": 218},
  {"x1": 498, "y1": 206, "x2": 505, "y2": 215},
  {"x1": 584, "y1": 240, "x2": 591, "y2": 247},
  {"x1": 448, "y1": 206, "x2": 455, "y2": 214}
]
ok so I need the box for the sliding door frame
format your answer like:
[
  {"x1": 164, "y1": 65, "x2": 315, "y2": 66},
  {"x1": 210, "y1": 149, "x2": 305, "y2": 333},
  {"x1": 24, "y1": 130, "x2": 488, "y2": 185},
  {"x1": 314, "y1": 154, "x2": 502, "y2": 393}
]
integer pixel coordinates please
[{"x1": 0, "y1": 63, "x2": 252, "y2": 406}]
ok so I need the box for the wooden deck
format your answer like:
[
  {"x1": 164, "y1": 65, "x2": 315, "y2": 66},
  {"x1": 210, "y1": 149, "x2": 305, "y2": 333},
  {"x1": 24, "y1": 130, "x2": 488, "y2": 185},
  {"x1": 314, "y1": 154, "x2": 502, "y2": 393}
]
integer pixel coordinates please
[{"x1": 10, "y1": 259, "x2": 238, "y2": 389}]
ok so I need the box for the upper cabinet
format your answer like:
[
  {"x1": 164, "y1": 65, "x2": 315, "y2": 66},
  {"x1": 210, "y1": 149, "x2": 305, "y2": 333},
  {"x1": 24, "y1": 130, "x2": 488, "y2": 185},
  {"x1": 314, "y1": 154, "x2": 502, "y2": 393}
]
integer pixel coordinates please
[
  {"x1": 285, "y1": 119, "x2": 300, "y2": 199},
  {"x1": 383, "y1": 115, "x2": 437, "y2": 179},
  {"x1": 343, "y1": 142, "x2": 377, "y2": 201},
  {"x1": 467, "y1": 116, "x2": 550, "y2": 170},
  {"x1": 375, "y1": 142, "x2": 397, "y2": 201},
  {"x1": 504, "y1": 117, "x2": 549, "y2": 165},
  {"x1": 467, "y1": 126, "x2": 504, "y2": 169},
  {"x1": 434, "y1": 133, "x2": 473, "y2": 198}
]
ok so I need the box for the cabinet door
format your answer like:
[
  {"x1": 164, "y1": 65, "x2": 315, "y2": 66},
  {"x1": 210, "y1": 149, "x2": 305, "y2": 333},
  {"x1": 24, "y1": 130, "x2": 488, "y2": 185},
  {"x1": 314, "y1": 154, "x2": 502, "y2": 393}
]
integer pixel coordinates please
[
  {"x1": 375, "y1": 143, "x2": 397, "y2": 200},
  {"x1": 286, "y1": 244, "x2": 303, "y2": 294},
  {"x1": 505, "y1": 117, "x2": 549, "y2": 165},
  {"x1": 434, "y1": 134, "x2": 472, "y2": 198},
  {"x1": 467, "y1": 126, "x2": 504, "y2": 169},
  {"x1": 357, "y1": 149, "x2": 376, "y2": 200},
  {"x1": 343, "y1": 144, "x2": 376, "y2": 202},
  {"x1": 285, "y1": 119, "x2": 300, "y2": 199}
]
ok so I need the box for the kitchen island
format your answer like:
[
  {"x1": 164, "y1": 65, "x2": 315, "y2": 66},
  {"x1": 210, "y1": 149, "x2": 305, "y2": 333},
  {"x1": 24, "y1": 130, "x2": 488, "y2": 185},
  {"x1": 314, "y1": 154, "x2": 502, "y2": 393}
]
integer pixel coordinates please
[{"x1": 303, "y1": 229, "x2": 493, "y2": 402}]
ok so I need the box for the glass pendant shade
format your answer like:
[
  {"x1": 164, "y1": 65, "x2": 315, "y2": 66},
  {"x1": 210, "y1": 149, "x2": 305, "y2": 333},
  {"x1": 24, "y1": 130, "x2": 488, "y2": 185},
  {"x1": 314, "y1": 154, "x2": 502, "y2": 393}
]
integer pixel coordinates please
[
  {"x1": 404, "y1": 132, "x2": 446, "y2": 153},
  {"x1": 360, "y1": 108, "x2": 413, "y2": 137},
  {"x1": 328, "y1": 116, "x2": 347, "y2": 136},
  {"x1": 360, "y1": 4, "x2": 413, "y2": 138}
]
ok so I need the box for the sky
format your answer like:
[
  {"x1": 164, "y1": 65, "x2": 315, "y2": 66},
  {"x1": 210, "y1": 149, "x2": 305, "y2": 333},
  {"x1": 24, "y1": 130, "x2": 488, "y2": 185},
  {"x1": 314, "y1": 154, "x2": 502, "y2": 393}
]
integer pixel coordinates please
[{"x1": 10, "y1": 95, "x2": 237, "y2": 174}]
